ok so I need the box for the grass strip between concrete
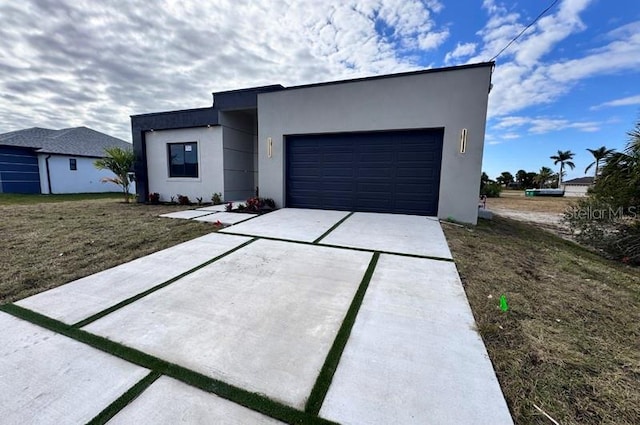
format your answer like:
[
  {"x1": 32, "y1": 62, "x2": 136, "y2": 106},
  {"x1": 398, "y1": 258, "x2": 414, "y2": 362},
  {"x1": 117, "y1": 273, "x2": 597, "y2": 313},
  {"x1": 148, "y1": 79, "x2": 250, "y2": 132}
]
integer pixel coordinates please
[
  {"x1": 312, "y1": 212, "x2": 355, "y2": 244},
  {"x1": 0, "y1": 304, "x2": 339, "y2": 425},
  {"x1": 72, "y1": 238, "x2": 258, "y2": 328},
  {"x1": 86, "y1": 370, "x2": 161, "y2": 424},
  {"x1": 221, "y1": 231, "x2": 454, "y2": 263},
  {"x1": 305, "y1": 252, "x2": 380, "y2": 415}
]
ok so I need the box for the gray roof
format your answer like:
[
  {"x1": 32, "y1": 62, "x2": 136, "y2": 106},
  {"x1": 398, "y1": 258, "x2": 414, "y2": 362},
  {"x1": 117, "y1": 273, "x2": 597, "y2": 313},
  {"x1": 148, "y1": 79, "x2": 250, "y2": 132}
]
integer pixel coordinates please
[
  {"x1": 0, "y1": 126, "x2": 131, "y2": 157},
  {"x1": 563, "y1": 176, "x2": 594, "y2": 185}
]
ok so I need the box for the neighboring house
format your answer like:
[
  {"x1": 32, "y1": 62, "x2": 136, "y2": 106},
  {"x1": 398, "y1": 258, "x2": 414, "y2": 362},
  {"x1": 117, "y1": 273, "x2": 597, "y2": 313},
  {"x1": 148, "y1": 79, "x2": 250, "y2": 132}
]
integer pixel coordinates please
[
  {"x1": 562, "y1": 176, "x2": 594, "y2": 197},
  {"x1": 0, "y1": 126, "x2": 133, "y2": 194},
  {"x1": 132, "y1": 62, "x2": 494, "y2": 224}
]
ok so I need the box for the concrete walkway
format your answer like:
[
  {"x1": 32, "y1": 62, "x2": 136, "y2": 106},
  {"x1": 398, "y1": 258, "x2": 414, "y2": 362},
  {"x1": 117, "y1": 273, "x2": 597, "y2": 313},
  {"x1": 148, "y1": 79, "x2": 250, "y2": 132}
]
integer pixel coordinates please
[{"x1": 1, "y1": 209, "x2": 513, "y2": 424}]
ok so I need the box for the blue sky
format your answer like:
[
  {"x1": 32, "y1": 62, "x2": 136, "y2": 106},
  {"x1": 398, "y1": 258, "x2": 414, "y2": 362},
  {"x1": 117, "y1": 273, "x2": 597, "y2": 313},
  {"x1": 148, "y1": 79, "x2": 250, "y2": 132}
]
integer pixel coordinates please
[{"x1": 0, "y1": 0, "x2": 638, "y2": 181}]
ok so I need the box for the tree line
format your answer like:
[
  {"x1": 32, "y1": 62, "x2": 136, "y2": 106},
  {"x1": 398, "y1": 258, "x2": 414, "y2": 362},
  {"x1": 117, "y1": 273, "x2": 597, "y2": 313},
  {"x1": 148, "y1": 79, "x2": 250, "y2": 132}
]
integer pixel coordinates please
[{"x1": 481, "y1": 146, "x2": 615, "y2": 197}]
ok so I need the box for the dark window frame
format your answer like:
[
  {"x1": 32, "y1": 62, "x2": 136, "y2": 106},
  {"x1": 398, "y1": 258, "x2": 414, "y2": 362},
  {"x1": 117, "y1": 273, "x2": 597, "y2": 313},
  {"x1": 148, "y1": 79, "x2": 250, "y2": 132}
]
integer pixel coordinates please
[
  {"x1": 167, "y1": 142, "x2": 198, "y2": 178},
  {"x1": 69, "y1": 158, "x2": 77, "y2": 171}
]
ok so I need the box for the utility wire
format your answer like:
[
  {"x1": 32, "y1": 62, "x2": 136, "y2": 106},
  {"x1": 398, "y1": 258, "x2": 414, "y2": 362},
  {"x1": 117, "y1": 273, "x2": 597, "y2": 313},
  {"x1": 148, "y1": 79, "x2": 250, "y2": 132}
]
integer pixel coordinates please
[{"x1": 489, "y1": 0, "x2": 559, "y2": 62}]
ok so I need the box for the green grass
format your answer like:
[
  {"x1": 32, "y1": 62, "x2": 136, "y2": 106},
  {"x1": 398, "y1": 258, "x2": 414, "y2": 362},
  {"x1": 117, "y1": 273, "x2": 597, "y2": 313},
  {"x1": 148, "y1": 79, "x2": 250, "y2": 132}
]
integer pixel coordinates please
[{"x1": 0, "y1": 192, "x2": 123, "y2": 205}]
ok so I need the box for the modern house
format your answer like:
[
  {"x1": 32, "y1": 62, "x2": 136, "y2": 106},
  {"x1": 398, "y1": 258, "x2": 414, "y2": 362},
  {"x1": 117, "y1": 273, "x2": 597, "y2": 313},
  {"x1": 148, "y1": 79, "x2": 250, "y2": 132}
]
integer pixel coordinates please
[
  {"x1": 562, "y1": 176, "x2": 594, "y2": 197},
  {"x1": 0, "y1": 127, "x2": 133, "y2": 194},
  {"x1": 131, "y1": 62, "x2": 494, "y2": 224}
]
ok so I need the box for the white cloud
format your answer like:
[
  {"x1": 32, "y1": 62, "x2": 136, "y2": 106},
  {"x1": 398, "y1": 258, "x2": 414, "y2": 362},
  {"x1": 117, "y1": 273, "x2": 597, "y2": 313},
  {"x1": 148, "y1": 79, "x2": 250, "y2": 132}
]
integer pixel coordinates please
[
  {"x1": 503, "y1": 132, "x2": 521, "y2": 139},
  {"x1": 591, "y1": 94, "x2": 640, "y2": 110},
  {"x1": 495, "y1": 115, "x2": 601, "y2": 134},
  {"x1": 444, "y1": 42, "x2": 477, "y2": 63},
  {"x1": 0, "y1": 0, "x2": 447, "y2": 141}
]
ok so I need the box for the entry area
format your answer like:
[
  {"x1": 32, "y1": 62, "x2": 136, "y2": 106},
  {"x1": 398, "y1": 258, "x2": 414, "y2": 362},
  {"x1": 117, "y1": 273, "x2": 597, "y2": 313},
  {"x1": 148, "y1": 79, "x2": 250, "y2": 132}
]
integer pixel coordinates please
[{"x1": 286, "y1": 129, "x2": 443, "y2": 215}]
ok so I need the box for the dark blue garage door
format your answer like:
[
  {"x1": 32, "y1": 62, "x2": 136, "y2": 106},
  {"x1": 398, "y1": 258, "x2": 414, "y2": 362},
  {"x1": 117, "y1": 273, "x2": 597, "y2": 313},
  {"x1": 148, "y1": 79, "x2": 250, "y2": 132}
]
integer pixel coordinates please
[
  {"x1": 0, "y1": 146, "x2": 41, "y2": 194},
  {"x1": 286, "y1": 129, "x2": 443, "y2": 215}
]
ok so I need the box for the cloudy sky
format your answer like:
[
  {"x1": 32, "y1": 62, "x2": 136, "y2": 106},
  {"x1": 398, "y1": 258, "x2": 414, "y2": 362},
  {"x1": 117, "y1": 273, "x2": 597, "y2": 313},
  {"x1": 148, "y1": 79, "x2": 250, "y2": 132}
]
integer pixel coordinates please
[{"x1": 1, "y1": 0, "x2": 638, "y2": 179}]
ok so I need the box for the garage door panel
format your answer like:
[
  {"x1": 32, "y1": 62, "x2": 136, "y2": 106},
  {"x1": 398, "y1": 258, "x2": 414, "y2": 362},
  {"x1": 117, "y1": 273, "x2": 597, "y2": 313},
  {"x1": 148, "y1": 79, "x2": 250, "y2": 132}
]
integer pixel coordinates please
[
  {"x1": 358, "y1": 167, "x2": 392, "y2": 178},
  {"x1": 322, "y1": 167, "x2": 355, "y2": 178},
  {"x1": 359, "y1": 152, "x2": 393, "y2": 162},
  {"x1": 323, "y1": 152, "x2": 355, "y2": 162},
  {"x1": 286, "y1": 130, "x2": 443, "y2": 215}
]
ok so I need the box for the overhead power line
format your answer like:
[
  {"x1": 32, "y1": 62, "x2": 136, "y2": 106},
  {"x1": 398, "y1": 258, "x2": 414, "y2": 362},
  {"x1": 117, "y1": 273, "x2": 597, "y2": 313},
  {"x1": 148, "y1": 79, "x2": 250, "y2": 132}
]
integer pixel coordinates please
[{"x1": 489, "y1": 0, "x2": 559, "y2": 62}]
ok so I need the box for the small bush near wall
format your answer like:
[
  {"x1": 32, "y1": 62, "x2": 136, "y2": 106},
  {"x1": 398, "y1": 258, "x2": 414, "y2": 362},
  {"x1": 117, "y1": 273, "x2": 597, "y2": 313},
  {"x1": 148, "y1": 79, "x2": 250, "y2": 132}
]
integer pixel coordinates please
[
  {"x1": 177, "y1": 195, "x2": 190, "y2": 205},
  {"x1": 148, "y1": 192, "x2": 160, "y2": 204},
  {"x1": 227, "y1": 197, "x2": 276, "y2": 214},
  {"x1": 212, "y1": 192, "x2": 223, "y2": 205}
]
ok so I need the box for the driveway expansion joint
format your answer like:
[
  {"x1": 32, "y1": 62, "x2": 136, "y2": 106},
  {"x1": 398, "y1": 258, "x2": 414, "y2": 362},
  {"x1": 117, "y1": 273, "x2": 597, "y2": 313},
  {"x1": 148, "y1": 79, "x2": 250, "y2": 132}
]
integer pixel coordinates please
[
  {"x1": 0, "y1": 304, "x2": 339, "y2": 425},
  {"x1": 305, "y1": 252, "x2": 380, "y2": 415},
  {"x1": 312, "y1": 211, "x2": 355, "y2": 244},
  {"x1": 87, "y1": 371, "x2": 161, "y2": 425},
  {"x1": 72, "y1": 238, "x2": 258, "y2": 328},
  {"x1": 220, "y1": 231, "x2": 454, "y2": 263}
]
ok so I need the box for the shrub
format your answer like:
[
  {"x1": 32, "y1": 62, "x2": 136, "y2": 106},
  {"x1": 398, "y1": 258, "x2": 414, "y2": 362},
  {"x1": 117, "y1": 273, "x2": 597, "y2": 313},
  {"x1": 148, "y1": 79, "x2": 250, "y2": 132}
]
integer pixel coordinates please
[
  {"x1": 177, "y1": 195, "x2": 190, "y2": 205},
  {"x1": 563, "y1": 197, "x2": 640, "y2": 265},
  {"x1": 148, "y1": 192, "x2": 160, "y2": 204},
  {"x1": 243, "y1": 197, "x2": 276, "y2": 213},
  {"x1": 481, "y1": 182, "x2": 502, "y2": 198},
  {"x1": 225, "y1": 202, "x2": 233, "y2": 212},
  {"x1": 211, "y1": 192, "x2": 223, "y2": 205}
]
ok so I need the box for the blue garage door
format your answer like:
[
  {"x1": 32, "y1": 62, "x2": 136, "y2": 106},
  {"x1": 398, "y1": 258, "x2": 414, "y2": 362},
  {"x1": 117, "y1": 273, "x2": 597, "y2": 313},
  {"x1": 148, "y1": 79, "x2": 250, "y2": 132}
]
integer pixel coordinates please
[
  {"x1": 286, "y1": 129, "x2": 443, "y2": 215},
  {"x1": 0, "y1": 146, "x2": 41, "y2": 194}
]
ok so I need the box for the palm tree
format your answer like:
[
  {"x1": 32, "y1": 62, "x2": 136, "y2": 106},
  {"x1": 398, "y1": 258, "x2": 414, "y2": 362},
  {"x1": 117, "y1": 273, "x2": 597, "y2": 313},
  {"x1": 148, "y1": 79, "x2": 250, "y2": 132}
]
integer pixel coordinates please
[
  {"x1": 585, "y1": 146, "x2": 615, "y2": 182},
  {"x1": 550, "y1": 150, "x2": 575, "y2": 187},
  {"x1": 94, "y1": 147, "x2": 135, "y2": 202},
  {"x1": 534, "y1": 166, "x2": 554, "y2": 188}
]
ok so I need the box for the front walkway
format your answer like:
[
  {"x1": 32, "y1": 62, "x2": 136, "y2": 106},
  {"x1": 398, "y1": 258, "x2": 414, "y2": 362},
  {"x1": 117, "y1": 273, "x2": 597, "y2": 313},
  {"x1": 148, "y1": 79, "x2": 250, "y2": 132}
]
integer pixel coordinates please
[{"x1": 1, "y1": 209, "x2": 513, "y2": 424}]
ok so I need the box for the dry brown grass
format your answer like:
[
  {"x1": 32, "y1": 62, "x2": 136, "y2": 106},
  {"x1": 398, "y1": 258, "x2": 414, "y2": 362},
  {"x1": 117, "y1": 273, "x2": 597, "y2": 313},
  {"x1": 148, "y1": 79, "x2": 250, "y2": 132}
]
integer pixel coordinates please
[
  {"x1": 488, "y1": 190, "x2": 575, "y2": 214},
  {"x1": 443, "y1": 217, "x2": 640, "y2": 425},
  {"x1": 0, "y1": 196, "x2": 213, "y2": 303}
]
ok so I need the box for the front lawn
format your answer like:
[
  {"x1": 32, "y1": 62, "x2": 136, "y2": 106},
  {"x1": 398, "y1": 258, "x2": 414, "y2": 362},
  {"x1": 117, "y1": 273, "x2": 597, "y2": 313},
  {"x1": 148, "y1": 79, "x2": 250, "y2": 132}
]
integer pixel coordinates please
[
  {"x1": 443, "y1": 217, "x2": 640, "y2": 424},
  {"x1": 0, "y1": 197, "x2": 212, "y2": 303}
]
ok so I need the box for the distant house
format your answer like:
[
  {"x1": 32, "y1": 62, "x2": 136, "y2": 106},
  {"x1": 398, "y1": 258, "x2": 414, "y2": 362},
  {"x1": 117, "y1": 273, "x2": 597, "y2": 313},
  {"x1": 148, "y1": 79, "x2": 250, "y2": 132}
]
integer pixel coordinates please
[
  {"x1": 0, "y1": 127, "x2": 133, "y2": 194},
  {"x1": 562, "y1": 176, "x2": 594, "y2": 197}
]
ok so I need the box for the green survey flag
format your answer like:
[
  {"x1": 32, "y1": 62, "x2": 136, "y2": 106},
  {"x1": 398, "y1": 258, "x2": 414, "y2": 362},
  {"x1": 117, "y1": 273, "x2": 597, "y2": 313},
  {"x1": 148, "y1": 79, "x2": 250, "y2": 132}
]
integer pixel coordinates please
[{"x1": 500, "y1": 295, "x2": 509, "y2": 312}]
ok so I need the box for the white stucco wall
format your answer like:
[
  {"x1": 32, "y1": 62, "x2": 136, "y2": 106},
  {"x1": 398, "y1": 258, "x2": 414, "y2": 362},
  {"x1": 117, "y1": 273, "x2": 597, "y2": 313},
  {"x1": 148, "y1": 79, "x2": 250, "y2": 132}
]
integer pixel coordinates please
[
  {"x1": 145, "y1": 126, "x2": 223, "y2": 202},
  {"x1": 37, "y1": 154, "x2": 133, "y2": 194},
  {"x1": 257, "y1": 65, "x2": 493, "y2": 224},
  {"x1": 563, "y1": 184, "x2": 590, "y2": 197}
]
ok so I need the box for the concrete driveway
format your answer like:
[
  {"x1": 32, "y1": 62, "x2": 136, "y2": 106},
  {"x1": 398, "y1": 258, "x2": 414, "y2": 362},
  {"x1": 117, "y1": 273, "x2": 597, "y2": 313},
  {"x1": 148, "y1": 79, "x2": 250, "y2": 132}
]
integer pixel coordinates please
[{"x1": 1, "y1": 209, "x2": 513, "y2": 424}]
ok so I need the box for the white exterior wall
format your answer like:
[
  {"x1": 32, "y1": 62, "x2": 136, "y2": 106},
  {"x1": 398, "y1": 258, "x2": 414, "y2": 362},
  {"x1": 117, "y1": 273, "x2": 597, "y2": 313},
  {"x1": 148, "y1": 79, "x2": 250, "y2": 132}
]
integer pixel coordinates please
[
  {"x1": 257, "y1": 65, "x2": 493, "y2": 224},
  {"x1": 563, "y1": 184, "x2": 590, "y2": 197},
  {"x1": 145, "y1": 126, "x2": 223, "y2": 202},
  {"x1": 37, "y1": 154, "x2": 132, "y2": 194}
]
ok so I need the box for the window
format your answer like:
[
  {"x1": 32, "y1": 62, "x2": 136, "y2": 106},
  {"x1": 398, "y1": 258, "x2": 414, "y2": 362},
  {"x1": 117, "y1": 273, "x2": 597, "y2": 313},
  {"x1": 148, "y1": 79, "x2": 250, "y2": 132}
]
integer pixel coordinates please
[
  {"x1": 168, "y1": 142, "x2": 198, "y2": 178},
  {"x1": 69, "y1": 158, "x2": 77, "y2": 171}
]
